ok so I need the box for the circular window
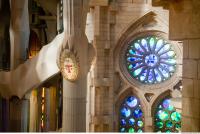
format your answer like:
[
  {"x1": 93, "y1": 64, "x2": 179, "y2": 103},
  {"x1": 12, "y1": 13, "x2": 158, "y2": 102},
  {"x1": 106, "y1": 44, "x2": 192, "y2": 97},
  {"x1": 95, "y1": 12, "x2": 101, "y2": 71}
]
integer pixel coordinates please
[{"x1": 125, "y1": 36, "x2": 177, "y2": 84}]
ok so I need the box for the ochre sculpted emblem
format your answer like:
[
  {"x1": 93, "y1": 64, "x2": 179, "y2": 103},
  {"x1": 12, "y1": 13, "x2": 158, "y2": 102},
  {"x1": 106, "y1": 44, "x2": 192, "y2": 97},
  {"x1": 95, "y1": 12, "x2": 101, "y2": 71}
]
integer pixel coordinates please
[{"x1": 59, "y1": 50, "x2": 79, "y2": 81}]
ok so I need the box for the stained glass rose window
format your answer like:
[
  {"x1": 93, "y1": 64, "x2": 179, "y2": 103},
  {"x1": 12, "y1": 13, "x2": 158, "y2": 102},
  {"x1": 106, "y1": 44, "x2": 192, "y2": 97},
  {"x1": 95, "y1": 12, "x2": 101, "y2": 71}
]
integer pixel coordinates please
[{"x1": 125, "y1": 36, "x2": 176, "y2": 84}]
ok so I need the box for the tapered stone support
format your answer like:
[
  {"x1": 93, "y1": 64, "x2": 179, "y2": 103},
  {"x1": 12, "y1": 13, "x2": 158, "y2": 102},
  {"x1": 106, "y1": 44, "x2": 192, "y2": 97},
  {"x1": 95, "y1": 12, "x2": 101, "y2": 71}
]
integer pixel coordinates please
[{"x1": 61, "y1": 0, "x2": 89, "y2": 132}]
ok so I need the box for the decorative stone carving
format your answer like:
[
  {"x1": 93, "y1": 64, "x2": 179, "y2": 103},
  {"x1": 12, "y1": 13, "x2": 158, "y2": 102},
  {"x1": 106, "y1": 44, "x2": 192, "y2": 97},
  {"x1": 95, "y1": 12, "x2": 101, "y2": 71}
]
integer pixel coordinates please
[{"x1": 58, "y1": 49, "x2": 79, "y2": 82}]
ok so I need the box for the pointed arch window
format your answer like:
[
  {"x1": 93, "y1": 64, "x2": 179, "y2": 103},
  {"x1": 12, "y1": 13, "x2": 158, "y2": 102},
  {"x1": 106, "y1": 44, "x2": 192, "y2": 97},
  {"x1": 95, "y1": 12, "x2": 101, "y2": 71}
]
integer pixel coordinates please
[
  {"x1": 154, "y1": 98, "x2": 181, "y2": 132},
  {"x1": 119, "y1": 96, "x2": 144, "y2": 133}
]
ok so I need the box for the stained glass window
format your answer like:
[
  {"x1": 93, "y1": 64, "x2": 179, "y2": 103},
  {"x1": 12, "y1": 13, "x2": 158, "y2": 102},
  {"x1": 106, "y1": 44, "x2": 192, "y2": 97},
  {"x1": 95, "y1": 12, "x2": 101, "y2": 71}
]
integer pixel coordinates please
[
  {"x1": 119, "y1": 96, "x2": 144, "y2": 133},
  {"x1": 154, "y1": 98, "x2": 181, "y2": 132},
  {"x1": 125, "y1": 36, "x2": 176, "y2": 84}
]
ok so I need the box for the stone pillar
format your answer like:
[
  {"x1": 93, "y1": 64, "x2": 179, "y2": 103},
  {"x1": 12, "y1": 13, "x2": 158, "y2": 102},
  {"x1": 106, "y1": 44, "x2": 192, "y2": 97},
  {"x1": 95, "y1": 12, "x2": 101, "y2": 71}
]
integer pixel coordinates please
[
  {"x1": 9, "y1": 0, "x2": 30, "y2": 69},
  {"x1": 152, "y1": 0, "x2": 200, "y2": 132},
  {"x1": 20, "y1": 98, "x2": 30, "y2": 132},
  {"x1": 29, "y1": 90, "x2": 38, "y2": 132},
  {"x1": 62, "y1": 0, "x2": 89, "y2": 132}
]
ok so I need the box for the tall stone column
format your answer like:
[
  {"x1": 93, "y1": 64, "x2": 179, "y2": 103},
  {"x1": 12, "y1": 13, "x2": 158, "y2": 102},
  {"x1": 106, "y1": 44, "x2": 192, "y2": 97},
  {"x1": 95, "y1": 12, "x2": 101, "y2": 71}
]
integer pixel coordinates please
[
  {"x1": 9, "y1": 0, "x2": 30, "y2": 69},
  {"x1": 152, "y1": 0, "x2": 200, "y2": 132},
  {"x1": 61, "y1": 0, "x2": 89, "y2": 132}
]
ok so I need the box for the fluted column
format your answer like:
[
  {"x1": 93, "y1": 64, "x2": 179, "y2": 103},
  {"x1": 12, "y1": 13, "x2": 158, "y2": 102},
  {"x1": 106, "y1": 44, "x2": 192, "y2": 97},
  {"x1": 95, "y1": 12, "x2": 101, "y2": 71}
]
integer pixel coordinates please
[{"x1": 62, "y1": 0, "x2": 89, "y2": 132}]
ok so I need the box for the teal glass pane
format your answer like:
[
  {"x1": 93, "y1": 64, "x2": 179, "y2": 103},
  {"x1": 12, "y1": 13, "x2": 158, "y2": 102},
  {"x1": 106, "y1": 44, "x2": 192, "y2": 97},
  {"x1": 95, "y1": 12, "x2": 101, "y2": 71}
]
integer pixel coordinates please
[
  {"x1": 137, "y1": 129, "x2": 143, "y2": 133},
  {"x1": 166, "y1": 121, "x2": 173, "y2": 128},
  {"x1": 171, "y1": 112, "x2": 181, "y2": 122},
  {"x1": 120, "y1": 127, "x2": 126, "y2": 132},
  {"x1": 157, "y1": 110, "x2": 169, "y2": 120}
]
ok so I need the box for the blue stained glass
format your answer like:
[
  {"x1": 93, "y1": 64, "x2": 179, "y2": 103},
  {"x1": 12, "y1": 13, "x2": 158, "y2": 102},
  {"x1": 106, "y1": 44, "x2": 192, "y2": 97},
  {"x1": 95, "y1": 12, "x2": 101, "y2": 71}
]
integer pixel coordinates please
[
  {"x1": 141, "y1": 39, "x2": 148, "y2": 51},
  {"x1": 148, "y1": 69, "x2": 154, "y2": 83},
  {"x1": 155, "y1": 39, "x2": 163, "y2": 52},
  {"x1": 119, "y1": 96, "x2": 144, "y2": 132},
  {"x1": 126, "y1": 96, "x2": 138, "y2": 108},
  {"x1": 159, "y1": 67, "x2": 169, "y2": 78},
  {"x1": 126, "y1": 36, "x2": 176, "y2": 84},
  {"x1": 133, "y1": 109, "x2": 143, "y2": 118},
  {"x1": 134, "y1": 43, "x2": 144, "y2": 52},
  {"x1": 121, "y1": 107, "x2": 131, "y2": 117},
  {"x1": 121, "y1": 119, "x2": 126, "y2": 126},
  {"x1": 127, "y1": 57, "x2": 136, "y2": 62},
  {"x1": 154, "y1": 69, "x2": 162, "y2": 82},
  {"x1": 162, "y1": 99, "x2": 170, "y2": 109},
  {"x1": 145, "y1": 54, "x2": 158, "y2": 67},
  {"x1": 129, "y1": 118, "x2": 135, "y2": 125}
]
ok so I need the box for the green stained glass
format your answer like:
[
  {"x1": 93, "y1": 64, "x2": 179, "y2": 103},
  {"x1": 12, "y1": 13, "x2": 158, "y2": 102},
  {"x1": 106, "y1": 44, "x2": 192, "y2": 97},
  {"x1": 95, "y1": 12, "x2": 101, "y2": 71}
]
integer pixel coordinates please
[
  {"x1": 171, "y1": 112, "x2": 181, "y2": 122},
  {"x1": 166, "y1": 121, "x2": 173, "y2": 128},
  {"x1": 156, "y1": 122, "x2": 163, "y2": 129},
  {"x1": 154, "y1": 97, "x2": 181, "y2": 133},
  {"x1": 157, "y1": 110, "x2": 169, "y2": 120},
  {"x1": 167, "y1": 105, "x2": 174, "y2": 111},
  {"x1": 128, "y1": 128, "x2": 135, "y2": 133}
]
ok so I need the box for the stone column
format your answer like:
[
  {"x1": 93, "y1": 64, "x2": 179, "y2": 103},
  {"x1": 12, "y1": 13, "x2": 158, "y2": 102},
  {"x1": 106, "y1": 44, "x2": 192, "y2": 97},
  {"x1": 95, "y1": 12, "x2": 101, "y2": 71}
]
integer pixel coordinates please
[
  {"x1": 152, "y1": 0, "x2": 200, "y2": 132},
  {"x1": 9, "y1": 0, "x2": 30, "y2": 69},
  {"x1": 62, "y1": 0, "x2": 89, "y2": 132}
]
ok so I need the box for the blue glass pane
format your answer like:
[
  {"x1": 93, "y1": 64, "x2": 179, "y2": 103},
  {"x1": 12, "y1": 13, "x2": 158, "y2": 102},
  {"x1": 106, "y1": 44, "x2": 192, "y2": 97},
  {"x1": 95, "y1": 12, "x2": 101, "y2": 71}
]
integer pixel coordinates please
[
  {"x1": 141, "y1": 39, "x2": 148, "y2": 51},
  {"x1": 155, "y1": 39, "x2": 163, "y2": 52},
  {"x1": 154, "y1": 69, "x2": 162, "y2": 82},
  {"x1": 158, "y1": 67, "x2": 169, "y2": 78},
  {"x1": 162, "y1": 99, "x2": 170, "y2": 109},
  {"x1": 133, "y1": 109, "x2": 143, "y2": 118},
  {"x1": 145, "y1": 54, "x2": 158, "y2": 67},
  {"x1": 148, "y1": 69, "x2": 154, "y2": 83},
  {"x1": 129, "y1": 118, "x2": 135, "y2": 125},
  {"x1": 120, "y1": 119, "x2": 126, "y2": 126},
  {"x1": 134, "y1": 43, "x2": 144, "y2": 52},
  {"x1": 121, "y1": 107, "x2": 131, "y2": 118},
  {"x1": 140, "y1": 69, "x2": 147, "y2": 81},
  {"x1": 126, "y1": 96, "x2": 138, "y2": 108}
]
